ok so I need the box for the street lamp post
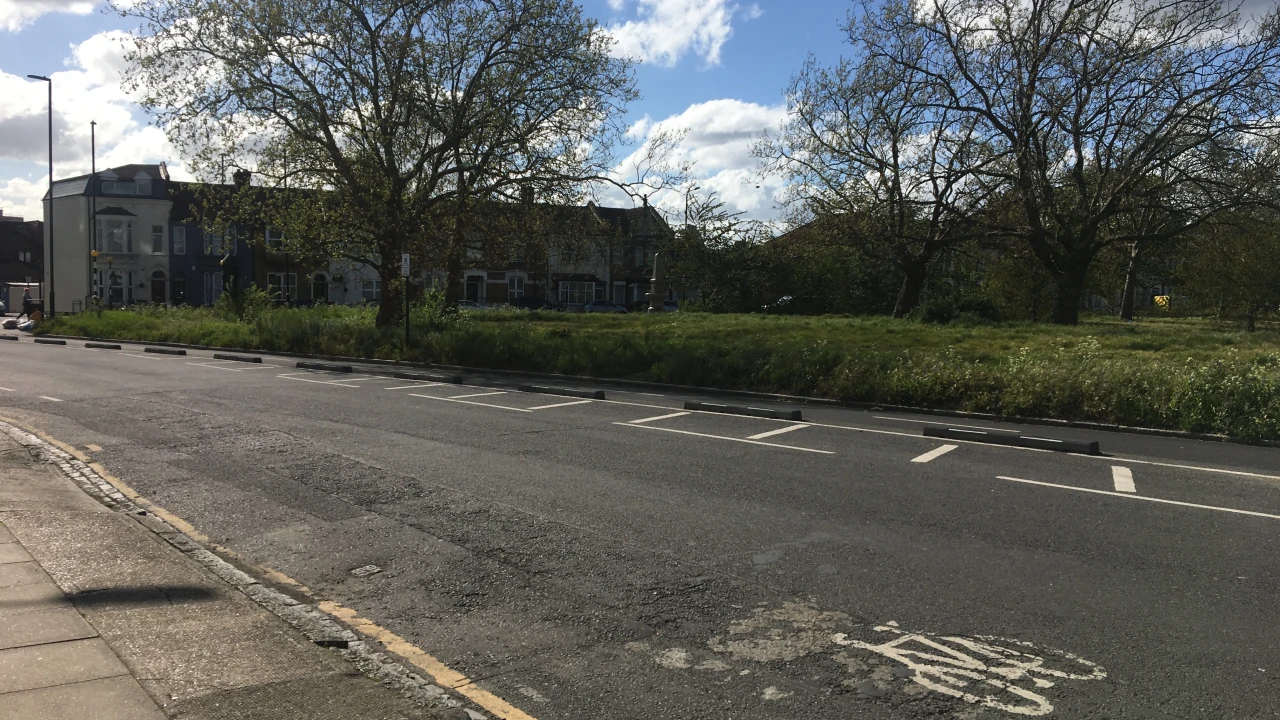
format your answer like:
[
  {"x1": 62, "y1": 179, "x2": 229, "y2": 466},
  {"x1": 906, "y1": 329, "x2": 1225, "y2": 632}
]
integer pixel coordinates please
[
  {"x1": 90, "y1": 120, "x2": 97, "y2": 305},
  {"x1": 27, "y1": 74, "x2": 53, "y2": 317}
]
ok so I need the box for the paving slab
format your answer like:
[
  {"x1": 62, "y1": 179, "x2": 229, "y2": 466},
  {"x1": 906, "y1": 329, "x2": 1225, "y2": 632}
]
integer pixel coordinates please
[
  {"x1": 0, "y1": 561, "x2": 50, "y2": 588},
  {"x1": 0, "y1": 637, "x2": 128, "y2": 694},
  {"x1": 0, "y1": 523, "x2": 14, "y2": 544},
  {"x1": 0, "y1": 606, "x2": 97, "y2": 650},
  {"x1": 0, "y1": 582, "x2": 70, "y2": 614},
  {"x1": 0, "y1": 676, "x2": 166, "y2": 720},
  {"x1": 0, "y1": 543, "x2": 32, "y2": 564}
]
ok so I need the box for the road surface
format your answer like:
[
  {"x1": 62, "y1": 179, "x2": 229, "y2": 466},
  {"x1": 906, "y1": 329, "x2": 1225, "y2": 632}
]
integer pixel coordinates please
[{"x1": 2, "y1": 336, "x2": 1278, "y2": 719}]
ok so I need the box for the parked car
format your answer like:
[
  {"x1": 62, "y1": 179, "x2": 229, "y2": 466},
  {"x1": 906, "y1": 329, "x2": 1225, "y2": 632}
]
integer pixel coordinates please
[
  {"x1": 457, "y1": 299, "x2": 489, "y2": 311},
  {"x1": 632, "y1": 300, "x2": 681, "y2": 312},
  {"x1": 584, "y1": 299, "x2": 628, "y2": 314}
]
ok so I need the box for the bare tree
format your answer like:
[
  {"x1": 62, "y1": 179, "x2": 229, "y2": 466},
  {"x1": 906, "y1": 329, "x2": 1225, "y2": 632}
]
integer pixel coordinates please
[
  {"x1": 757, "y1": 14, "x2": 995, "y2": 318},
  {"x1": 864, "y1": 0, "x2": 1280, "y2": 323},
  {"x1": 119, "y1": 0, "x2": 638, "y2": 325}
]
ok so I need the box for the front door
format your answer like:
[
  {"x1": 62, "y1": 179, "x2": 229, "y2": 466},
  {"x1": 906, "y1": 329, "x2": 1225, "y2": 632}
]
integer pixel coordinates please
[{"x1": 151, "y1": 272, "x2": 166, "y2": 304}]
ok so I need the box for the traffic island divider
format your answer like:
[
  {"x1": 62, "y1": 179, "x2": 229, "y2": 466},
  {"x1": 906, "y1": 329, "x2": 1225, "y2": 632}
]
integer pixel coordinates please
[
  {"x1": 213, "y1": 353, "x2": 263, "y2": 363},
  {"x1": 85, "y1": 342, "x2": 122, "y2": 350},
  {"x1": 145, "y1": 347, "x2": 187, "y2": 356},
  {"x1": 394, "y1": 371, "x2": 462, "y2": 384},
  {"x1": 33, "y1": 338, "x2": 66, "y2": 345},
  {"x1": 0, "y1": 335, "x2": 17, "y2": 341},
  {"x1": 923, "y1": 426, "x2": 1101, "y2": 455},
  {"x1": 298, "y1": 361, "x2": 353, "y2": 373},
  {"x1": 684, "y1": 401, "x2": 803, "y2": 422},
  {"x1": 518, "y1": 384, "x2": 605, "y2": 400}
]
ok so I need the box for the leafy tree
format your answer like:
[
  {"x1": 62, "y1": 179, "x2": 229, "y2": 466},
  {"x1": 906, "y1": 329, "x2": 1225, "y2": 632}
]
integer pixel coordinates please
[
  {"x1": 120, "y1": 0, "x2": 637, "y2": 325},
  {"x1": 1178, "y1": 211, "x2": 1280, "y2": 331}
]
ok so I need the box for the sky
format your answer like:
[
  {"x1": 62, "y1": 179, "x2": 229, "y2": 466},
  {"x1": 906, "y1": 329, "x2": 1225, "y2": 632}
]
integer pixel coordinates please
[{"x1": 0, "y1": 0, "x2": 854, "y2": 224}]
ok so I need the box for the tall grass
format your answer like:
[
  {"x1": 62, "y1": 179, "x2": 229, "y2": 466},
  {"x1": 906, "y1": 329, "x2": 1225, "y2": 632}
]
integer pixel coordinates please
[{"x1": 40, "y1": 306, "x2": 1280, "y2": 441}]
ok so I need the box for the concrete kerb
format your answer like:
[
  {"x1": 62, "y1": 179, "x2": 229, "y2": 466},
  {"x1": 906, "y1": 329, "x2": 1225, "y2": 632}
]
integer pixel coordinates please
[
  {"x1": 144, "y1": 346, "x2": 187, "y2": 356},
  {"x1": 85, "y1": 342, "x2": 122, "y2": 350},
  {"x1": 923, "y1": 426, "x2": 1101, "y2": 455},
  {"x1": 394, "y1": 371, "x2": 462, "y2": 384},
  {"x1": 684, "y1": 401, "x2": 802, "y2": 422},
  {"x1": 33, "y1": 338, "x2": 66, "y2": 345},
  {"x1": 212, "y1": 353, "x2": 262, "y2": 363},
  {"x1": 518, "y1": 384, "x2": 605, "y2": 400},
  {"x1": 0, "y1": 335, "x2": 17, "y2": 341},
  {"x1": 0, "y1": 417, "x2": 482, "y2": 719},
  {"x1": 34, "y1": 332, "x2": 1277, "y2": 448},
  {"x1": 297, "y1": 361, "x2": 353, "y2": 373}
]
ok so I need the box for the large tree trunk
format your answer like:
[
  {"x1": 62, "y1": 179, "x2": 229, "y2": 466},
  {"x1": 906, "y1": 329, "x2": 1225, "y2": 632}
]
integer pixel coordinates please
[
  {"x1": 1119, "y1": 240, "x2": 1144, "y2": 321},
  {"x1": 892, "y1": 261, "x2": 928, "y2": 318},
  {"x1": 375, "y1": 261, "x2": 401, "y2": 328},
  {"x1": 445, "y1": 171, "x2": 468, "y2": 305},
  {"x1": 1050, "y1": 258, "x2": 1090, "y2": 325}
]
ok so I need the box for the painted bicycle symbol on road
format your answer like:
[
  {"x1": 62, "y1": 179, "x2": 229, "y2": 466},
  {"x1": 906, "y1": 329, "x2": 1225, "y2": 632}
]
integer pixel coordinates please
[{"x1": 832, "y1": 622, "x2": 1106, "y2": 716}]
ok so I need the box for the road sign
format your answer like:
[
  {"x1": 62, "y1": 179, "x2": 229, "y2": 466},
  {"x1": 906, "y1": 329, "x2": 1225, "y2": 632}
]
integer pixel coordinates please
[{"x1": 401, "y1": 253, "x2": 411, "y2": 277}]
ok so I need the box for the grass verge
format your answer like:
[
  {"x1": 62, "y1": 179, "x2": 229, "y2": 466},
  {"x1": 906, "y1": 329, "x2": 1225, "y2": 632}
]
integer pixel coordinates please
[{"x1": 38, "y1": 305, "x2": 1280, "y2": 442}]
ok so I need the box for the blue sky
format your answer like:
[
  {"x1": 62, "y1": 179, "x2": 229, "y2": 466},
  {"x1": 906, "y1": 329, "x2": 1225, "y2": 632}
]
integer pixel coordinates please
[{"x1": 0, "y1": 0, "x2": 853, "y2": 222}]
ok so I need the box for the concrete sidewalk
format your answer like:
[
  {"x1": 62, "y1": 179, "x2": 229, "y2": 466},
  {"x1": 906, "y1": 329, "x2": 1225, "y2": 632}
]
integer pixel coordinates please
[{"x1": 0, "y1": 427, "x2": 476, "y2": 719}]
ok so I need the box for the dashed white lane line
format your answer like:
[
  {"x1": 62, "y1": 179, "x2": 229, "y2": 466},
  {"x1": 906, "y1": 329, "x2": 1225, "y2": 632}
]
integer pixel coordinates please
[
  {"x1": 616, "y1": 422, "x2": 835, "y2": 454},
  {"x1": 629, "y1": 412, "x2": 690, "y2": 425},
  {"x1": 384, "y1": 383, "x2": 444, "y2": 391},
  {"x1": 39, "y1": 396, "x2": 63, "y2": 402},
  {"x1": 118, "y1": 352, "x2": 163, "y2": 360},
  {"x1": 996, "y1": 476, "x2": 1280, "y2": 521},
  {"x1": 746, "y1": 424, "x2": 810, "y2": 441},
  {"x1": 528, "y1": 399, "x2": 594, "y2": 411},
  {"x1": 448, "y1": 391, "x2": 508, "y2": 400},
  {"x1": 187, "y1": 362, "x2": 244, "y2": 372},
  {"x1": 912, "y1": 444, "x2": 959, "y2": 463},
  {"x1": 1112, "y1": 466, "x2": 1136, "y2": 493},
  {"x1": 277, "y1": 374, "x2": 360, "y2": 387},
  {"x1": 0, "y1": 387, "x2": 12, "y2": 392},
  {"x1": 408, "y1": 393, "x2": 531, "y2": 412}
]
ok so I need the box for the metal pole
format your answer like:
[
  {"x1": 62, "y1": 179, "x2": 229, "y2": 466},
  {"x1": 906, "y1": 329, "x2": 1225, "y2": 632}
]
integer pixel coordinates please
[
  {"x1": 28, "y1": 75, "x2": 53, "y2": 316},
  {"x1": 90, "y1": 121, "x2": 96, "y2": 304},
  {"x1": 405, "y1": 277, "x2": 410, "y2": 351}
]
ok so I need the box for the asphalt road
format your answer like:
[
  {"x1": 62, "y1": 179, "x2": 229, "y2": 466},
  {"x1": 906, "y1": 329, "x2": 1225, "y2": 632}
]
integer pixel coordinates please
[{"x1": 2, "y1": 336, "x2": 1278, "y2": 720}]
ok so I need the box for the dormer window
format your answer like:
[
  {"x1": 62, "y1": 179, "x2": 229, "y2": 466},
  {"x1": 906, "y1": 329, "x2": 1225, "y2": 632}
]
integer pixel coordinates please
[{"x1": 102, "y1": 180, "x2": 136, "y2": 195}]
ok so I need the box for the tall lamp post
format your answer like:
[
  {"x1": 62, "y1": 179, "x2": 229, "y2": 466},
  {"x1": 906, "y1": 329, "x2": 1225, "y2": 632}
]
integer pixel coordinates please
[{"x1": 27, "y1": 74, "x2": 54, "y2": 317}]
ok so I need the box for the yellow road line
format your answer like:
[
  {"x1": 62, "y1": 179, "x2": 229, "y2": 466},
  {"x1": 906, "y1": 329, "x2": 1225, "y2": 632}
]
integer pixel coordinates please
[{"x1": 0, "y1": 415, "x2": 535, "y2": 720}]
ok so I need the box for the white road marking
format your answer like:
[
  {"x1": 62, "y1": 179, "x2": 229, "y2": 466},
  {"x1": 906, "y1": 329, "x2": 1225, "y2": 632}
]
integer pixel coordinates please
[
  {"x1": 186, "y1": 362, "x2": 244, "y2": 372},
  {"x1": 1112, "y1": 466, "x2": 1136, "y2": 493},
  {"x1": 449, "y1": 391, "x2": 508, "y2": 400},
  {"x1": 277, "y1": 374, "x2": 360, "y2": 387},
  {"x1": 874, "y1": 416, "x2": 1021, "y2": 434},
  {"x1": 746, "y1": 424, "x2": 810, "y2": 441},
  {"x1": 39, "y1": 396, "x2": 63, "y2": 402},
  {"x1": 912, "y1": 444, "x2": 959, "y2": 463},
  {"x1": 616, "y1": 422, "x2": 834, "y2": 454},
  {"x1": 528, "y1": 399, "x2": 594, "y2": 411},
  {"x1": 629, "y1": 411, "x2": 691, "y2": 425},
  {"x1": 383, "y1": 383, "x2": 444, "y2": 390},
  {"x1": 0, "y1": 387, "x2": 12, "y2": 392},
  {"x1": 996, "y1": 476, "x2": 1280, "y2": 520},
  {"x1": 408, "y1": 393, "x2": 531, "y2": 412},
  {"x1": 118, "y1": 352, "x2": 163, "y2": 360},
  {"x1": 613, "y1": 390, "x2": 667, "y2": 397}
]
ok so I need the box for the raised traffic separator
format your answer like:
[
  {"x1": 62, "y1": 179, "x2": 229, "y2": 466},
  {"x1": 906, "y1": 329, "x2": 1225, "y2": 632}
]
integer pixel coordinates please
[
  {"x1": 923, "y1": 426, "x2": 1100, "y2": 455},
  {"x1": 213, "y1": 353, "x2": 262, "y2": 363},
  {"x1": 33, "y1": 338, "x2": 66, "y2": 345},
  {"x1": 145, "y1": 347, "x2": 187, "y2": 356},
  {"x1": 684, "y1": 401, "x2": 803, "y2": 422},
  {"x1": 297, "y1": 361, "x2": 353, "y2": 373},
  {"x1": 394, "y1": 371, "x2": 462, "y2": 384},
  {"x1": 518, "y1": 384, "x2": 605, "y2": 400},
  {"x1": 0, "y1": 335, "x2": 17, "y2": 341},
  {"x1": 85, "y1": 342, "x2": 122, "y2": 350}
]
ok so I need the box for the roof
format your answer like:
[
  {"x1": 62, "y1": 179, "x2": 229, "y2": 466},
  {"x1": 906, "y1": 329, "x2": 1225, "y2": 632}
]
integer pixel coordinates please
[{"x1": 44, "y1": 163, "x2": 173, "y2": 198}]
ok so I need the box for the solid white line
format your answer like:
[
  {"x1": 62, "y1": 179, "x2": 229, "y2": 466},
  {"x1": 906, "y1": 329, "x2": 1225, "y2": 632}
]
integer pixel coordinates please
[
  {"x1": 383, "y1": 383, "x2": 444, "y2": 390},
  {"x1": 39, "y1": 396, "x2": 63, "y2": 402},
  {"x1": 187, "y1": 362, "x2": 243, "y2": 372},
  {"x1": 277, "y1": 374, "x2": 359, "y2": 387},
  {"x1": 449, "y1": 391, "x2": 508, "y2": 399},
  {"x1": 746, "y1": 424, "x2": 810, "y2": 441},
  {"x1": 629, "y1": 411, "x2": 691, "y2": 425},
  {"x1": 613, "y1": 390, "x2": 667, "y2": 397},
  {"x1": 1112, "y1": 466, "x2": 1136, "y2": 493},
  {"x1": 875, "y1": 416, "x2": 1021, "y2": 434},
  {"x1": 995, "y1": 476, "x2": 1280, "y2": 520},
  {"x1": 0, "y1": 387, "x2": 12, "y2": 392},
  {"x1": 912, "y1": 444, "x2": 959, "y2": 463},
  {"x1": 528, "y1": 399, "x2": 594, "y2": 411},
  {"x1": 616, "y1": 422, "x2": 834, "y2": 454},
  {"x1": 408, "y1": 393, "x2": 531, "y2": 412},
  {"x1": 118, "y1": 352, "x2": 162, "y2": 360}
]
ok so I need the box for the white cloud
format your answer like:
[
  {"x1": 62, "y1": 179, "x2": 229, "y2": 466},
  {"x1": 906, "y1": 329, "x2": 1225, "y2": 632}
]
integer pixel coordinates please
[
  {"x1": 0, "y1": 0, "x2": 94, "y2": 32},
  {"x1": 606, "y1": 0, "x2": 739, "y2": 67},
  {"x1": 613, "y1": 98, "x2": 788, "y2": 220},
  {"x1": 0, "y1": 30, "x2": 189, "y2": 217}
]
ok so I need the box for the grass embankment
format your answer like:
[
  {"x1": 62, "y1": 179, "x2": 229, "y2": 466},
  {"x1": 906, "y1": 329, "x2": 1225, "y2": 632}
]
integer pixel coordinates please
[{"x1": 40, "y1": 305, "x2": 1280, "y2": 441}]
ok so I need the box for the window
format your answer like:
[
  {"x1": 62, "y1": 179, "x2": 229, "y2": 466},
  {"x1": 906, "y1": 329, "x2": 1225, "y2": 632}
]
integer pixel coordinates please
[
  {"x1": 97, "y1": 219, "x2": 132, "y2": 253},
  {"x1": 267, "y1": 272, "x2": 298, "y2": 300},
  {"x1": 558, "y1": 281, "x2": 596, "y2": 305},
  {"x1": 17, "y1": 251, "x2": 31, "y2": 262},
  {"x1": 508, "y1": 276, "x2": 525, "y2": 299},
  {"x1": 101, "y1": 180, "x2": 135, "y2": 195},
  {"x1": 136, "y1": 178, "x2": 151, "y2": 195},
  {"x1": 266, "y1": 227, "x2": 284, "y2": 250},
  {"x1": 361, "y1": 279, "x2": 381, "y2": 302},
  {"x1": 203, "y1": 229, "x2": 223, "y2": 256},
  {"x1": 204, "y1": 271, "x2": 223, "y2": 303},
  {"x1": 151, "y1": 225, "x2": 164, "y2": 254},
  {"x1": 634, "y1": 247, "x2": 645, "y2": 266},
  {"x1": 172, "y1": 227, "x2": 186, "y2": 255}
]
